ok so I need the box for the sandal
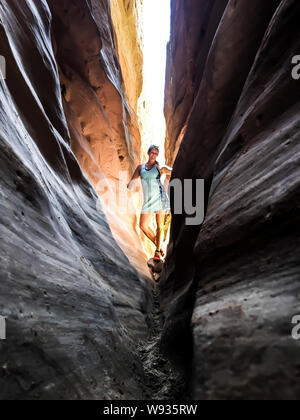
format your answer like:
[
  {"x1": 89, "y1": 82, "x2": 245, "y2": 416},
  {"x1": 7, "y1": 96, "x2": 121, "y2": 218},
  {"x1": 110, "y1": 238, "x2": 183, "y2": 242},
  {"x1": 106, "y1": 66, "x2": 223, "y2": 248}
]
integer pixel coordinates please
[{"x1": 153, "y1": 250, "x2": 161, "y2": 262}]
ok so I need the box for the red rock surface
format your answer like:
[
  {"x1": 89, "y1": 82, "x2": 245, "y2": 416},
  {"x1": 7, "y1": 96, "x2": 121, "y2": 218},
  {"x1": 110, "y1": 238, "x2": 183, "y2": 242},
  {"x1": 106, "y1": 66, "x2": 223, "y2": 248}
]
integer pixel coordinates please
[
  {"x1": 110, "y1": 0, "x2": 144, "y2": 115},
  {"x1": 0, "y1": 0, "x2": 152, "y2": 399},
  {"x1": 164, "y1": 0, "x2": 229, "y2": 166},
  {"x1": 49, "y1": 0, "x2": 152, "y2": 274},
  {"x1": 1, "y1": 0, "x2": 300, "y2": 401},
  {"x1": 162, "y1": 0, "x2": 300, "y2": 399}
]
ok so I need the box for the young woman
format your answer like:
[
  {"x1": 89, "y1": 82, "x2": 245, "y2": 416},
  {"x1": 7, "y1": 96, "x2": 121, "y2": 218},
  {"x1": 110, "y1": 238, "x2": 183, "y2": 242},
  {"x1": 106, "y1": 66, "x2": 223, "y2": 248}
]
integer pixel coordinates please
[{"x1": 127, "y1": 145, "x2": 172, "y2": 262}]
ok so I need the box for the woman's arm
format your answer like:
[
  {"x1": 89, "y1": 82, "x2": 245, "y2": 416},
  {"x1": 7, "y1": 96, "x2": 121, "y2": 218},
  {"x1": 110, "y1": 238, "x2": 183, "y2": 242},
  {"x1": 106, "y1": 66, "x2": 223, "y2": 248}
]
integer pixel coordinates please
[{"x1": 127, "y1": 165, "x2": 142, "y2": 190}]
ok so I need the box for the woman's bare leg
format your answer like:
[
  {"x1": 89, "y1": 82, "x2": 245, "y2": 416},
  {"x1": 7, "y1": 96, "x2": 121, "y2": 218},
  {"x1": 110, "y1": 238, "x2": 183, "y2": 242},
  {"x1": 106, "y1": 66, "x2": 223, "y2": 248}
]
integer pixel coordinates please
[
  {"x1": 156, "y1": 210, "x2": 166, "y2": 252},
  {"x1": 140, "y1": 213, "x2": 157, "y2": 246}
]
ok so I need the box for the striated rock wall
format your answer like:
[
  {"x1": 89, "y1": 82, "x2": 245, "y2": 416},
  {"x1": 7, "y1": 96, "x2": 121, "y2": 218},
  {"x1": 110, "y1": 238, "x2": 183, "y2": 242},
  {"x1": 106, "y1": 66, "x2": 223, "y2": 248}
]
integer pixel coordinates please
[
  {"x1": 110, "y1": 0, "x2": 143, "y2": 115},
  {"x1": 162, "y1": 0, "x2": 300, "y2": 399},
  {"x1": 164, "y1": 0, "x2": 229, "y2": 166},
  {"x1": 2, "y1": 0, "x2": 299, "y2": 401},
  {"x1": 0, "y1": 0, "x2": 152, "y2": 400},
  {"x1": 49, "y1": 0, "x2": 151, "y2": 273}
]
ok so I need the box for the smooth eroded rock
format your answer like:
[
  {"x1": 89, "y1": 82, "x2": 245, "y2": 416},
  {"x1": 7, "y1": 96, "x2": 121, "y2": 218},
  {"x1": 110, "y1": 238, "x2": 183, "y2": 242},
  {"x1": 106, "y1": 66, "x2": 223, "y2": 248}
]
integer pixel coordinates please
[
  {"x1": 0, "y1": 0, "x2": 152, "y2": 400},
  {"x1": 161, "y1": 0, "x2": 300, "y2": 399}
]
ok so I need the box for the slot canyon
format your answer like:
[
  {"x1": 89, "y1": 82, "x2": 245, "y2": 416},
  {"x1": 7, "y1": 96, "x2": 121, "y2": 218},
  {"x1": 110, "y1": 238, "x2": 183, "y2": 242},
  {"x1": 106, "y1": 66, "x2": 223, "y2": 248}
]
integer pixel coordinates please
[{"x1": 0, "y1": 0, "x2": 300, "y2": 400}]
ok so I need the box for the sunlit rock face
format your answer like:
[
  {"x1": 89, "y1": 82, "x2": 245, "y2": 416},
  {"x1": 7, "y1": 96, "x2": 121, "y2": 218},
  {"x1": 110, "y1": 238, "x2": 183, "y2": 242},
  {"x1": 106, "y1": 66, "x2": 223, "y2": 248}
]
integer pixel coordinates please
[
  {"x1": 110, "y1": 0, "x2": 143, "y2": 115},
  {"x1": 0, "y1": 0, "x2": 152, "y2": 399},
  {"x1": 110, "y1": 0, "x2": 150, "y2": 161},
  {"x1": 162, "y1": 0, "x2": 300, "y2": 399},
  {"x1": 48, "y1": 0, "x2": 151, "y2": 274},
  {"x1": 164, "y1": 0, "x2": 229, "y2": 166}
]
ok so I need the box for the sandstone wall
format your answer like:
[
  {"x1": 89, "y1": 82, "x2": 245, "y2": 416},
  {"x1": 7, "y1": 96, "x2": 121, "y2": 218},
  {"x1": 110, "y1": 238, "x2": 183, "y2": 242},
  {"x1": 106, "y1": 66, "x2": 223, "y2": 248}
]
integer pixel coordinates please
[
  {"x1": 162, "y1": 0, "x2": 300, "y2": 399},
  {"x1": 48, "y1": 0, "x2": 152, "y2": 272},
  {"x1": 110, "y1": 0, "x2": 143, "y2": 115},
  {"x1": 164, "y1": 0, "x2": 229, "y2": 166},
  {"x1": 2, "y1": 0, "x2": 299, "y2": 401},
  {"x1": 0, "y1": 0, "x2": 152, "y2": 399}
]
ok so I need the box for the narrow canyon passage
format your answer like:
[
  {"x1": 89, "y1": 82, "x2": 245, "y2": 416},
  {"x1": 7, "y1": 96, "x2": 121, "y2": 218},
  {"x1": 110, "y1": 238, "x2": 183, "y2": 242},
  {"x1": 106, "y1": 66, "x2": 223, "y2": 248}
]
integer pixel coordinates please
[{"x1": 0, "y1": 0, "x2": 300, "y2": 401}]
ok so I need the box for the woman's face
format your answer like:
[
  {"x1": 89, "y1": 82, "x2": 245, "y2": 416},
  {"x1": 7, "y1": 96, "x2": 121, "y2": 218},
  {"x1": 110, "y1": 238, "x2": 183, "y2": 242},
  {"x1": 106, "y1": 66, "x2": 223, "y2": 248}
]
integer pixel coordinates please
[{"x1": 148, "y1": 148, "x2": 159, "y2": 161}]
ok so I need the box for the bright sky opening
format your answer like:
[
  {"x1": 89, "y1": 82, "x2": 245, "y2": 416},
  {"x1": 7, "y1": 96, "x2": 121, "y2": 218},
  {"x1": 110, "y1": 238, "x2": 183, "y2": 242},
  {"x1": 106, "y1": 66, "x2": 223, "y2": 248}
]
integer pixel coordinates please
[{"x1": 138, "y1": 0, "x2": 171, "y2": 165}]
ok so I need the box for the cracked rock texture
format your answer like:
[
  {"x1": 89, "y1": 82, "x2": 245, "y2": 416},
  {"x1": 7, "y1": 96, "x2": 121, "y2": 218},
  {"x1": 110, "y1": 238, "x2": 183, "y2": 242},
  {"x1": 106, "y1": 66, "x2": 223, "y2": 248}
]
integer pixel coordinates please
[
  {"x1": 0, "y1": 0, "x2": 152, "y2": 400},
  {"x1": 162, "y1": 0, "x2": 300, "y2": 399}
]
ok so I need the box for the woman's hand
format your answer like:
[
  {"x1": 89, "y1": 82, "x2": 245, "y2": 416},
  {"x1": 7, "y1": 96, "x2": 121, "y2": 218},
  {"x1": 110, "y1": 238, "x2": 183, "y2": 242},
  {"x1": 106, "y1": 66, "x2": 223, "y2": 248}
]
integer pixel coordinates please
[{"x1": 161, "y1": 165, "x2": 173, "y2": 176}]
